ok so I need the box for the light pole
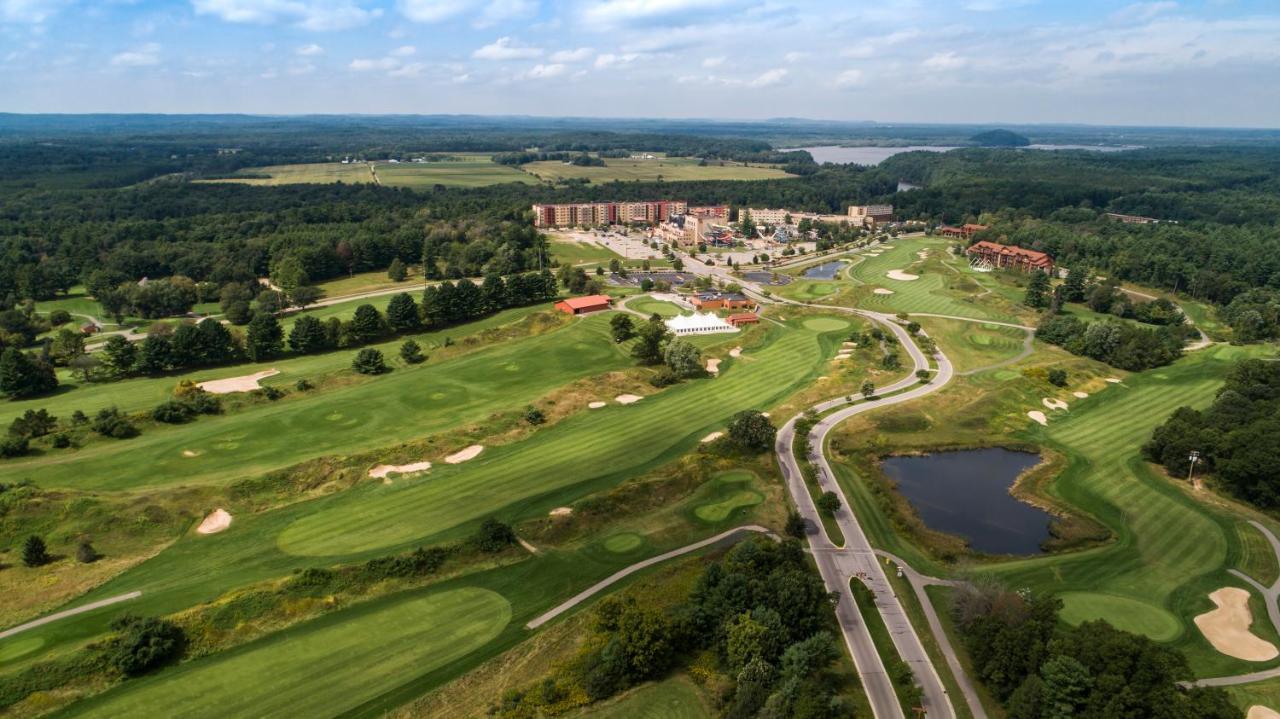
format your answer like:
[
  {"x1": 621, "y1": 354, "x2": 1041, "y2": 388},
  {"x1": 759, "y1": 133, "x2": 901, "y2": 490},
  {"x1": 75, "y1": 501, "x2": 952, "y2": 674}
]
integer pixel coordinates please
[{"x1": 1187, "y1": 450, "x2": 1201, "y2": 484}]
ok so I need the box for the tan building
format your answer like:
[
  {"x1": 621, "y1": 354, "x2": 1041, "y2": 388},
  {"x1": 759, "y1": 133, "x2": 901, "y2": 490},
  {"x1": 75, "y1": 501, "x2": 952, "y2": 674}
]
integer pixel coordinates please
[
  {"x1": 532, "y1": 200, "x2": 687, "y2": 228},
  {"x1": 848, "y1": 204, "x2": 894, "y2": 226},
  {"x1": 744, "y1": 208, "x2": 792, "y2": 226}
]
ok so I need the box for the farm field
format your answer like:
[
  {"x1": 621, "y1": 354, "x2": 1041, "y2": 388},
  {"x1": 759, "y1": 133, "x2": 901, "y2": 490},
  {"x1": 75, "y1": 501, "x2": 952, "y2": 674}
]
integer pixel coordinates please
[
  {"x1": 521, "y1": 157, "x2": 794, "y2": 184},
  {"x1": 203, "y1": 162, "x2": 375, "y2": 185},
  {"x1": 202, "y1": 157, "x2": 536, "y2": 188},
  {"x1": 2, "y1": 310, "x2": 624, "y2": 490}
]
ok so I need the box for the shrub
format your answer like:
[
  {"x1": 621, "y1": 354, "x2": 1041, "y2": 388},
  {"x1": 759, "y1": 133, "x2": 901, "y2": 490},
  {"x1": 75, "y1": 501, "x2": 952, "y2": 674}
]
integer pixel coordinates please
[
  {"x1": 76, "y1": 540, "x2": 100, "y2": 563},
  {"x1": 52, "y1": 433, "x2": 71, "y2": 449},
  {"x1": 295, "y1": 378, "x2": 314, "y2": 391},
  {"x1": 648, "y1": 367, "x2": 679, "y2": 387},
  {"x1": 108, "y1": 615, "x2": 186, "y2": 677},
  {"x1": 1, "y1": 435, "x2": 30, "y2": 458},
  {"x1": 92, "y1": 407, "x2": 139, "y2": 439},
  {"x1": 475, "y1": 518, "x2": 516, "y2": 552},
  {"x1": 352, "y1": 348, "x2": 389, "y2": 375},
  {"x1": 255, "y1": 385, "x2": 286, "y2": 401},
  {"x1": 399, "y1": 339, "x2": 426, "y2": 364},
  {"x1": 22, "y1": 535, "x2": 50, "y2": 566},
  {"x1": 151, "y1": 400, "x2": 196, "y2": 424},
  {"x1": 49, "y1": 309, "x2": 72, "y2": 326},
  {"x1": 524, "y1": 407, "x2": 546, "y2": 425},
  {"x1": 726, "y1": 410, "x2": 776, "y2": 453},
  {"x1": 9, "y1": 409, "x2": 58, "y2": 438},
  {"x1": 1048, "y1": 369, "x2": 1068, "y2": 387}
]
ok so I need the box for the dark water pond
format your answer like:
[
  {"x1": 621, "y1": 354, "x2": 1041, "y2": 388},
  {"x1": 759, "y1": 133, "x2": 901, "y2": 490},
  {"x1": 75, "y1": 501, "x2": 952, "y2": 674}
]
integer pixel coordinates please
[
  {"x1": 881, "y1": 448, "x2": 1049, "y2": 555},
  {"x1": 802, "y1": 261, "x2": 846, "y2": 279}
]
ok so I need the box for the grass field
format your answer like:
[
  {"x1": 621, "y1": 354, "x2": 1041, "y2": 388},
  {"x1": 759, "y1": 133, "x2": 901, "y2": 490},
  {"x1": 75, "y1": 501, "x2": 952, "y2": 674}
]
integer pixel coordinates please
[
  {"x1": 914, "y1": 317, "x2": 1029, "y2": 374},
  {"x1": 574, "y1": 676, "x2": 709, "y2": 718},
  {"x1": 850, "y1": 239, "x2": 1028, "y2": 323},
  {"x1": 314, "y1": 269, "x2": 420, "y2": 299},
  {"x1": 548, "y1": 238, "x2": 623, "y2": 266},
  {"x1": 202, "y1": 157, "x2": 536, "y2": 188},
  {"x1": 62, "y1": 587, "x2": 511, "y2": 718},
  {"x1": 521, "y1": 157, "x2": 793, "y2": 184},
  {"x1": 626, "y1": 297, "x2": 685, "y2": 318}
]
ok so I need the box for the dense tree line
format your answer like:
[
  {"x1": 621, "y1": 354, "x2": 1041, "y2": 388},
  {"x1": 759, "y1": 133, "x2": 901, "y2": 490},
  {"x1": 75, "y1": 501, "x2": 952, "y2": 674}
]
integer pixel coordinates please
[
  {"x1": 1035, "y1": 314, "x2": 1189, "y2": 370},
  {"x1": 953, "y1": 581, "x2": 1236, "y2": 718},
  {"x1": 1144, "y1": 359, "x2": 1280, "y2": 505}
]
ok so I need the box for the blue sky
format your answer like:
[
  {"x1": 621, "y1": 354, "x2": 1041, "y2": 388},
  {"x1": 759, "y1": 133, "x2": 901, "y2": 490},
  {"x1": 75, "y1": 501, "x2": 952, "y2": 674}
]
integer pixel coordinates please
[{"x1": 1, "y1": 0, "x2": 1278, "y2": 126}]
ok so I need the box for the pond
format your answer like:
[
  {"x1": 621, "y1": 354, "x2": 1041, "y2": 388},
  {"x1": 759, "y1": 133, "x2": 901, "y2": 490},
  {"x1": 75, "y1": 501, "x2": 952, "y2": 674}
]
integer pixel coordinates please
[
  {"x1": 802, "y1": 261, "x2": 846, "y2": 279},
  {"x1": 881, "y1": 448, "x2": 1049, "y2": 555}
]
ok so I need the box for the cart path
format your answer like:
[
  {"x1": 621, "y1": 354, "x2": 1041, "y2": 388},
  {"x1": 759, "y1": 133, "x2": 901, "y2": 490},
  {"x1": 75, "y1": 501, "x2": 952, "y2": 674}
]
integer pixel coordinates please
[
  {"x1": 0, "y1": 591, "x2": 142, "y2": 641},
  {"x1": 525, "y1": 525, "x2": 775, "y2": 630}
]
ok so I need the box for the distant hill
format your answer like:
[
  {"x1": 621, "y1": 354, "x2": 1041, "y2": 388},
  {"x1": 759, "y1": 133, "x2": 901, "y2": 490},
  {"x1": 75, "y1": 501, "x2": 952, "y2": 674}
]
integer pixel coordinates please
[{"x1": 970, "y1": 129, "x2": 1031, "y2": 147}]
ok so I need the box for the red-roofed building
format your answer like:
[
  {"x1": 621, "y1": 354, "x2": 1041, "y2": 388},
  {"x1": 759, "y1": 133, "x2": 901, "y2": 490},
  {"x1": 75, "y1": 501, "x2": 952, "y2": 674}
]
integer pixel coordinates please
[
  {"x1": 966, "y1": 241, "x2": 1054, "y2": 274},
  {"x1": 727, "y1": 312, "x2": 759, "y2": 327},
  {"x1": 940, "y1": 223, "x2": 989, "y2": 239},
  {"x1": 554, "y1": 295, "x2": 613, "y2": 315}
]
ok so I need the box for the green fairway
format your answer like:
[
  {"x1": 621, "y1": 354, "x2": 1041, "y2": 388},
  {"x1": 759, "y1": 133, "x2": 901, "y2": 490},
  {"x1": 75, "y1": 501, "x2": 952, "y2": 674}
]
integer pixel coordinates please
[
  {"x1": 916, "y1": 317, "x2": 1029, "y2": 373},
  {"x1": 1058, "y1": 592, "x2": 1183, "y2": 641},
  {"x1": 803, "y1": 317, "x2": 849, "y2": 332},
  {"x1": 603, "y1": 533, "x2": 644, "y2": 553},
  {"x1": 779, "y1": 280, "x2": 839, "y2": 302},
  {"x1": 275, "y1": 319, "x2": 833, "y2": 557},
  {"x1": 574, "y1": 676, "x2": 709, "y2": 718},
  {"x1": 5, "y1": 311, "x2": 628, "y2": 490},
  {"x1": 62, "y1": 587, "x2": 511, "y2": 718},
  {"x1": 522, "y1": 157, "x2": 792, "y2": 184},
  {"x1": 852, "y1": 238, "x2": 1024, "y2": 323}
]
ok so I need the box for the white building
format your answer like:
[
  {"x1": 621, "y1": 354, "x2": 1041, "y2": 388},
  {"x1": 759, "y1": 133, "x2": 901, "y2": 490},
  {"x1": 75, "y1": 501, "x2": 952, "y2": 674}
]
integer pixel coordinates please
[{"x1": 665, "y1": 312, "x2": 740, "y2": 336}]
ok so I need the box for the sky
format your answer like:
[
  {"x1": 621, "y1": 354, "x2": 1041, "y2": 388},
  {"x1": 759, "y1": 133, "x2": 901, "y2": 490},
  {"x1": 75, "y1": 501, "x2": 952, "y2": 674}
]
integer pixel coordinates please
[{"x1": 1, "y1": 0, "x2": 1278, "y2": 127}]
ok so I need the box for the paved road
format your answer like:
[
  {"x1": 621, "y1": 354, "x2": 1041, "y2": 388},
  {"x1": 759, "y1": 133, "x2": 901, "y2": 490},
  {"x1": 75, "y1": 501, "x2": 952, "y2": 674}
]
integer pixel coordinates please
[
  {"x1": 0, "y1": 591, "x2": 142, "y2": 640},
  {"x1": 525, "y1": 525, "x2": 774, "y2": 630}
]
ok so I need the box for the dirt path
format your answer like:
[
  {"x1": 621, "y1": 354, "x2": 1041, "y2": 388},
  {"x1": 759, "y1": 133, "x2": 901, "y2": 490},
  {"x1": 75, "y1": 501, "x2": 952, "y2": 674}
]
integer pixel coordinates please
[
  {"x1": 525, "y1": 526, "x2": 774, "y2": 630},
  {"x1": 0, "y1": 591, "x2": 143, "y2": 640}
]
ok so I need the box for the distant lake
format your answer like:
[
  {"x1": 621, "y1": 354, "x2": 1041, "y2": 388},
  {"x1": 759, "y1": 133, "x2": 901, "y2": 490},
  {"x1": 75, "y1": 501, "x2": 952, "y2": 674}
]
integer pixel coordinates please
[
  {"x1": 788, "y1": 144, "x2": 1143, "y2": 165},
  {"x1": 881, "y1": 448, "x2": 1049, "y2": 555}
]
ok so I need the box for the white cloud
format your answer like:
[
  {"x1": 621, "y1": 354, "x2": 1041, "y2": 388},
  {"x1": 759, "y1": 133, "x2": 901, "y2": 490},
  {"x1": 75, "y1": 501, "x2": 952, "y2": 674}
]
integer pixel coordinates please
[
  {"x1": 582, "y1": 0, "x2": 737, "y2": 29},
  {"x1": 349, "y1": 56, "x2": 400, "y2": 71},
  {"x1": 922, "y1": 51, "x2": 967, "y2": 70},
  {"x1": 594, "y1": 52, "x2": 639, "y2": 69},
  {"x1": 1112, "y1": 1, "x2": 1178, "y2": 23},
  {"x1": 702, "y1": 56, "x2": 725, "y2": 68},
  {"x1": 476, "y1": 0, "x2": 536, "y2": 27},
  {"x1": 549, "y1": 46, "x2": 593, "y2": 63},
  {"x1": 472, "y1": 36, "x2": 542, "y2": 60},
  {"x1": 747, "y1": 67, "x2": 787, "y2": 87},
  {"x1": 296, "y1": 43, "x2": 324, "y2": 56},
  {"x1": 1, "y1": 0, "x2": 67, "y2": 24},
  {"x1": 523, "y1": 62, "x2": 565, "y2": 78},
  {"x1": 396, "y1": 0, "x2": 474, "y2": 23},
  {"x1": 191, "y1": 0, "x2": 379, "y2": 31},
  {"x1": 389, "y1": 61, "x2": 426, "y2": 76},
  {"x1": 964, "y1": 0, "x2": 1035, "y2": 11},
  {"x1": 834, "y1": 68, "x2": 865, "y2": 87},
  {"x1": 110, "y1": 43, "x2": 161, "y2": 67},
  {"x1": 392, "y1": 45, "x2": 416, "y2": 56}
]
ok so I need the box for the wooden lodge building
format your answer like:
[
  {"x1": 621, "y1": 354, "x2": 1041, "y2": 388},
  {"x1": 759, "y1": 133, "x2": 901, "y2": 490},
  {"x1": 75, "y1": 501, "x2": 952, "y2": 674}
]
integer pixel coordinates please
[
  {"x1": 966, "y1": 241, "x2": 1054, "y2": 274},
  {"x1": 940, "y1": 223, "x2": 989, "y2": 239}
]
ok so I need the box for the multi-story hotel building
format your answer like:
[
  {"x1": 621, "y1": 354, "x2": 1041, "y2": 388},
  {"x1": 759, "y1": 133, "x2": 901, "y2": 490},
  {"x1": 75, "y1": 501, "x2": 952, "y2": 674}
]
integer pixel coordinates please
[
  {"x1": 532, "y1": 200, "x2": 688, "y2": 228},
  {"x1": 848, "y1": 204, "x2": 895, "y2": 225}
]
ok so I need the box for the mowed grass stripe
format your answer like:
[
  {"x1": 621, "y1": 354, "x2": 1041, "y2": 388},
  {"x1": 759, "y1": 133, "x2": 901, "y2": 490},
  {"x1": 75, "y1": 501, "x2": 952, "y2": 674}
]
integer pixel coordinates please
[
  {"x1": 61, "y1": 588, "x2": 511, "y2": 719},
  {"x1": 277, "y1": 326, "x2": 827, "y2": 556}
]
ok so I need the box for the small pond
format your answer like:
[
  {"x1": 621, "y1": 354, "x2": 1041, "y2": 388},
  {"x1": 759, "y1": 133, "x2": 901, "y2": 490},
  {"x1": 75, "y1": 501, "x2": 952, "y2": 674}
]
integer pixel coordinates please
[
  {"x1": 802, "y1": 261, "x2": 846, "y2": 279},
  {"x1": 881, "y1": 448, "x2": 1049, "y2": 555},
  {"x1": 741, "y1": 270, "x2": 792, "y2": 286}
]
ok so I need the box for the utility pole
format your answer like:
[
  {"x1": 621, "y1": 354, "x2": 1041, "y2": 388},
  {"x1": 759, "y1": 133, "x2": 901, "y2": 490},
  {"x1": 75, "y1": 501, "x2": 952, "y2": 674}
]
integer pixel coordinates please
[{"x1": 1187, "y1": 450, "x2": 1201, "y2": 484}]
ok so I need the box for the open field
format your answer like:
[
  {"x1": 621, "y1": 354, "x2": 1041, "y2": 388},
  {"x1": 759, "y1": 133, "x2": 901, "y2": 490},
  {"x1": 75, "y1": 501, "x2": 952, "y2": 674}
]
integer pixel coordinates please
[
  {"x1": 202, "y1": 162, "x2": 375, "y2": 185},
  {"x1": 521, "y1": 157, "x2": 793, "y2": 184},
  {"x1": 548, "y1": 237, "x2": 624, "y2": 266},
  {"x1": 200, "y1": 157, "x2": 536, "y2": 188},
  {"x1": 314, "y1": 269, "x2": 420, "y2": 299},
  {"x1": 574, "y1": 676, "x2": 709, "y2": 718},
  {"x1": 914, "y1": 317, "x2": 1029, "y2": 374}
]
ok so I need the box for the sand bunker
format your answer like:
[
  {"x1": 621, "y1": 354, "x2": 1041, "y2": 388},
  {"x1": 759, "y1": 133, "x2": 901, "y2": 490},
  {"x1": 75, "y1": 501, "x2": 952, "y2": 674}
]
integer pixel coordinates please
[
  {"x1": 706, "y1": 358, "x2": 721, "y2": 374},
  {"x1": 834, "y1": 353, "x2": 852, "y2": 361},
  {"x1": 886, "y1": 270, "x2": 919, "y2": 281},
  {"x1": 1027, "y1": 411, "x2": 1048, "y2": 426},
  {"x1": 550, "y1": 507, "x2": 573, "y2": 517},
  {"x1": 444, "y1": 445, "x2": 484, "y2": 464},
  {"x1": 197, "y1": 369, "x2": 280, "y2": 394},
  {"x1": 368, "y1": 461, "x2": 431, "y2": 479},
  {"x1": 1248, "y1": 706, "x2": 1280, "y2": 719},
  {"x1": 842, "y1": 341, "x2": 856, "y2": 347},
  {"x1": 1194, "y1": 587, "x2": 1279, "y2": 662},
  {"x1": 1043, "y1": 398, "x2": 1069, "y2": 411},
  {"x1": 588, "y1": 401, "x2": 607, "y2": 409},
  {"x1": 1105, "y1": 377, "x2": 1123, "y2": 383},
  {"x1": 181, "y1": 449, "x2": 200, "y2": 458},
  {"x1": 872, "y1": 288, "x2": 895, "y2": 295},
  {"x1": 197, "y1": 508, "x2": 232, "y2": 535},
  {"x1": 615, "y1": 394, "x2": 643, "y2": 404},
  {"x1": 701, "y1": 431, "x2": 724, "y2": 443},
  {"x1": 729, "y1": 347, "x2": 742, "y2": 358},
  {"x1": 1073, "y1": 391, "x2": 1089, "y2": 399}
]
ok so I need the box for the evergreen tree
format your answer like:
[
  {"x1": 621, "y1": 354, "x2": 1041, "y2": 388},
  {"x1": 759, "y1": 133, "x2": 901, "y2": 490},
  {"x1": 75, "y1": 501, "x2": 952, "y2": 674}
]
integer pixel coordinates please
[
  {"x1": 288, "y1": 315, "x2": 329, "y2": 354},
  {"x1": 1024, "y1": 271, "x2": 1051, "y2": 308},
  {"x1": 385, "y1": 293, "x2": 420, "y2": 333},
  {"x1": 169, "y1": 323, "x2": 202, "y2": 368},
  {"x1": 99, "y1": 335, "x2": 138, "y2": 379},
  {"x1": 1062, "y1": 267, "x2": 1089, "y2": 303},
  {"x1": 480, "y1": 274, "x2": 508, "y2": 313},
  {"x1": 245, "y1": 312, "x2": 283, "y2": 362},
  {"x1": 0, "y1": 347, "x2": 58, "y2": 399},
  {"x1": 421, "y1": 284, "x2": 445, "y2": 327},
  {"x1": 195, "y1": 318, "x2": 238, "y2": 364},
  {"x1": 453, "y1": 279, "x2": 484, "y2": 321},
  {"x1": 399, "y1": 339, "x2": 426, "y2": 364},
  {"x1": 22, "y1": 535, "x2": 50, "y2": 567},
  {"x1": 387, "y1": 258, "x2": 407, "y2": 282},
  {"x1": 352, "y1": 348, "x2": 389, "y2": 375},
  {"x1": 347, "y1": 304, "x2": 387, "y2": 345}
]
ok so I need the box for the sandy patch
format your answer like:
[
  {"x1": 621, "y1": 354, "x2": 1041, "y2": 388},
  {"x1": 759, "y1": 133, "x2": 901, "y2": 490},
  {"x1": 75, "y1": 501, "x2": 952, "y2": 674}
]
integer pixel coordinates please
[
  {"x1": 706, "y1": 358, "x2": 721, "y2": 374},
  {"x1": 729, "y1": 347, "x2": 743, "y2": 358},
  {"x1": 517, "y1": 538, "x2": 540, "y2": 555},
  {"x1": 181, "y1": 449, "x2": 200, "y2": 458},
  {"x1": 886, "y1": 269, "x2": 919, "y2": 281},
  {"x1": 701, "y1": 431, "x2": 724, "y2": 443},
  {"x1": 1248, "y1": 706, "x2": 1280, "y2": 719},
  {"x1": 1106, "y1": 377, "x2": 1123, "y2": 383},
  {"x1": 1027, "y1": 411, "x2": 1048, "y2": 426},
  {"x1": 1073, "y1": 391, "x2": 1089, "y2": 399},
  {"x1": 197, "y1": 369, "x2": 280, "y2": 394},
  {"x1": 1195, "y1": 587, "x2": 1279, "y2": 662},
  {"x1": 842, "y1": 341, "x2": 856, "y2": 347},
  {"x1": 444, "y1": 445, "x2": 484, "y2": 464},
  {"x1": 834, "y1": 353, "x2": 852, "y2": 361},
  {"x1": 368, "y1": 461, "x2": 431, "y2": 479},
  {"x1": 1043, "y1": 398, "x2": 1069, "y2": 411},
  {"x1": 615, "y1": 394, "x2": 643, "y2": 404},
  {"x1": 872, "y1": 288, "x2": 895, "y2": 295},
  {"x1": 550, "y1": 507, "x2": 573, "y2": 517},
  {"x1": 916, "y1": 250, "x2": 930, "y2": 259},
  {"x1": 761, "y1": 412, "x2": 771, "y2": 418},
  {"x1": 197, "y1": 509, "x2": 232, "y2": 535},
  {"x1": 588, "y1": 401, "x2": 607, "y2": 409}
]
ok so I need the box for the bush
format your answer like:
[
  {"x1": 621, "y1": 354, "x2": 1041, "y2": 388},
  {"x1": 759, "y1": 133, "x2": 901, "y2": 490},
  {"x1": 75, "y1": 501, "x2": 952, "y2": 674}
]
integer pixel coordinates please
[
  {"x1": 49, "y1": 309, "x2": 72, "y2": 326},
  {"x1": 352, "y1": 348, "x2": 389, "y2": 375},
  {"x1": 22, "y1": 535, "x2": 50, "y2": 567},
  {"x1": 1, "y1": 435, "x2": 30, "y2": 458},
  {"x1": 151, "y1": 400, "x2": 196, "y2": 424},
  {"x1": 475, "y1": 518, "x2": 516, "y2": 552},
  {"x1": 76, "y1": 540, "x2": 100, "y2": 564},
  {"x1": 295, "y1": 378, "x2": 314, "y2": 391},
  {"x1": 92, "y1": 407, "x2": 139, "y2": 439},
  {"x1": 52, "y1": 433, "x2": 71, "y2": 449},
  {"x1": 524, "y1": 407, "x2": 546, "y2": 425},
  {"x1": 1048, "y1": 369, "x2": 1068, "y2": 387},
  {"x1": 648, "y1": 366, "x2": 679, "y2": 387},
  {"x1": 108, "y1": 615, "x2": 186, "y2": 677},
  {"x1": 399, "y1": 339, "x2": 426, "y2": 364},
  {"x1": 726, "y1": 410, "x2": 777, "y2": 453},
  {"x1": 255, "y1": 385, "x2": 286, "y2": 401}
]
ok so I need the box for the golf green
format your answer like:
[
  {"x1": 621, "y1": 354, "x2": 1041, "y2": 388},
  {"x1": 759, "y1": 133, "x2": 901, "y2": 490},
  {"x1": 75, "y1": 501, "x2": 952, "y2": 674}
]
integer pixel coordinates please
[
  {"x1": 802, "y1": 317, "x2": 849, "y2": 332},
  {"x1": 1058, "y1": 592, "x2": 1182, "y2": 641},
  {"x1": 604, "y1": 533, "x2": 644, "y2": 553},
  {"x1": 694, "y1": 490, "x2": 764, "y2": 522},
  {"x1": 63, "y1": 587, "x2": 511, "y2": 718}
]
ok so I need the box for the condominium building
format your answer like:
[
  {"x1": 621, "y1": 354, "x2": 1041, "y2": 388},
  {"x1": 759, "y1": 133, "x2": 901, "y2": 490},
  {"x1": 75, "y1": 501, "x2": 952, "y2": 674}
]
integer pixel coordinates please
[
  {"x1": 532, "y1": 200, "x2": 687, "y2": 228},
  {"x1": 848, "y1": 204, "x2": 895, "y2": 225}
]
